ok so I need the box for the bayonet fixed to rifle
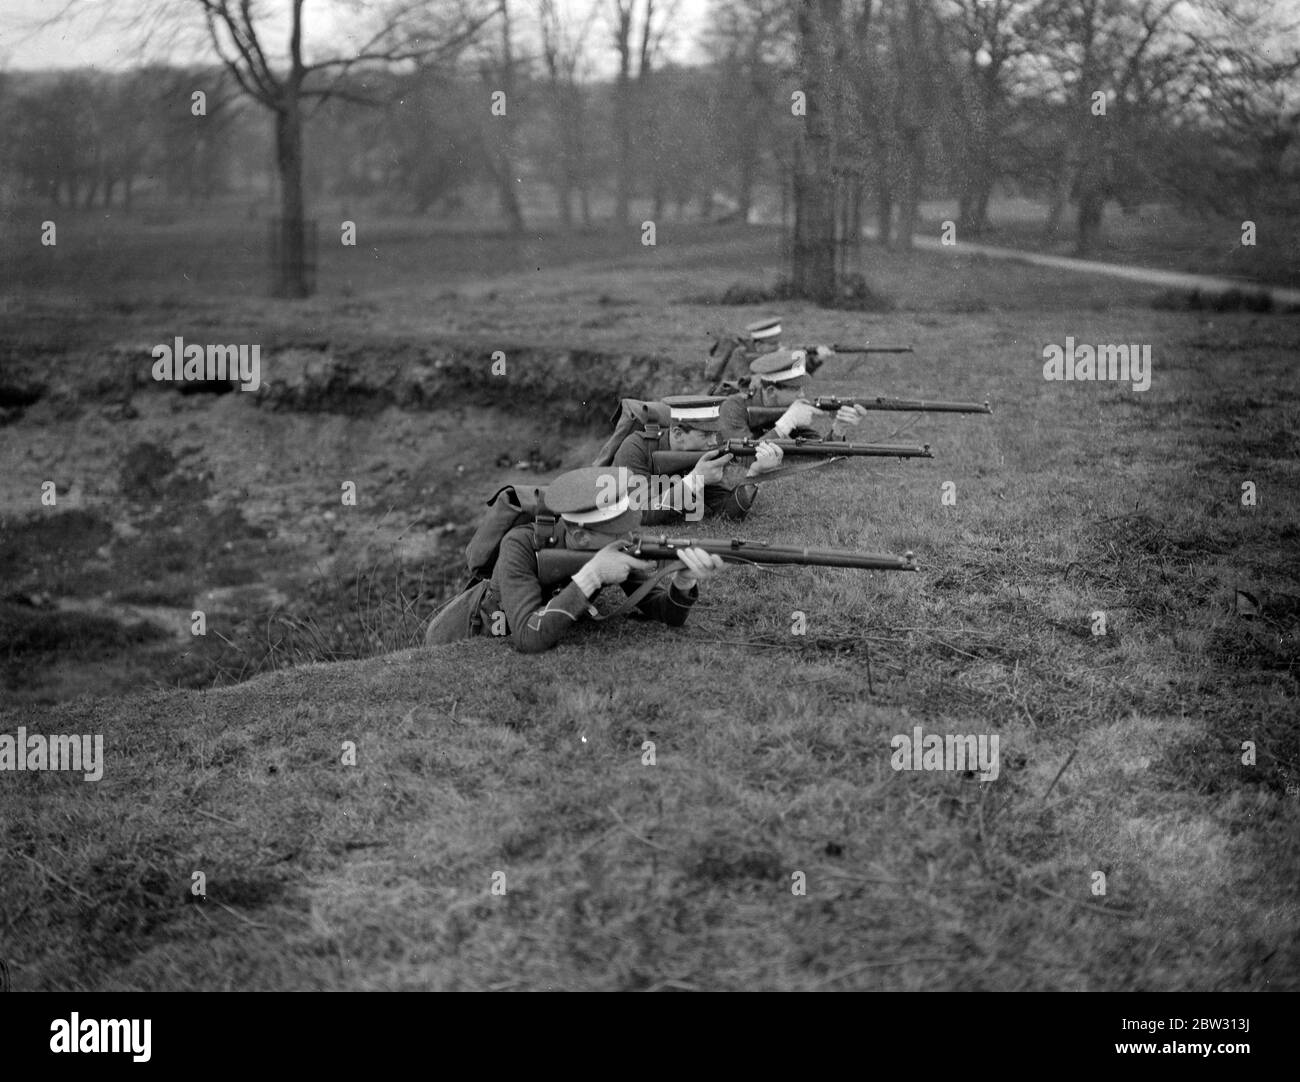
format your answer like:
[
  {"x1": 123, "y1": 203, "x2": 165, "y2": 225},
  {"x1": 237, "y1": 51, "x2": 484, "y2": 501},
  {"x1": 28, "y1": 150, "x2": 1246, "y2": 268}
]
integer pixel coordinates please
[
  {"x1": 536, "y1": 534, "x2": 919, "y2": 587},
  {"x1": 650, "y1": 437, "x2": 932, "y2": 475},
  {"x1": 747, "y1": 395, "x2": 992, "y2": 427}
]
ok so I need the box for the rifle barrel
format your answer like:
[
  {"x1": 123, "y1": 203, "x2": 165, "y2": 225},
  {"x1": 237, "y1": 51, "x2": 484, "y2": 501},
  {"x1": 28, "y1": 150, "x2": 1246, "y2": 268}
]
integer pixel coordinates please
[
  {"x1": 649, "y1": 441, "x2": 930, "y2": 476},
  {"x1": 748, "y1": 397, "x2": 991, "y2": 424},
  {"x1": 828, "y1": 344, "x2": 914, "y2": 354},
  {"x1": 537, "y1": 538, "x2": 919, "y2": 583},
  {"x1": 629, "y1": 536, "x2": 919, "y2": 571},
  {"x1": 670, "y1": 438, "x2": 930, "y2": 459},
  {"x1": 829, "y1": 396, "x2": 990, "y2": 413}
]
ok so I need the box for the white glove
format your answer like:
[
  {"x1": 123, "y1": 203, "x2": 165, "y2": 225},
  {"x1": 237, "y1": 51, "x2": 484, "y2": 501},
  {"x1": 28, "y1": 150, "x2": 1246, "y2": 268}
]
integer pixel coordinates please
[
  {"x1": 830, "y1": 403, "x2": 870, "y2": 438},
  {"x1": 746, "y1": 441, "x2": 785, "y2": 476},
  {"x1": 672, "y1": 547, "x2": 726, "y2": 591},
  {"x1": 773, "y1": 399, "x2": 817, "y2": 437}
]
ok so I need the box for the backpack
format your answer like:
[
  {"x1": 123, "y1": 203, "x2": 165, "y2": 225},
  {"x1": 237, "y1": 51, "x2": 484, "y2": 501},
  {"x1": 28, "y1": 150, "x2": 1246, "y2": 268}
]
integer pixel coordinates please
[
  {"x1": 591, "y1": 398, "x2": 671, "y2": 467},
  {"x1": 462, "y1": 483, "x2": 567, "y2": 588}
]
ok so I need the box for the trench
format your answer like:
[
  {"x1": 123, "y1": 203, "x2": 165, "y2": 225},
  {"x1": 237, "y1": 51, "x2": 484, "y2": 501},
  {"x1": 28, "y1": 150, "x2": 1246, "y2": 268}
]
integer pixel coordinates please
[{"x1": 0, "y1": 338, "x2": 674, "y2": 705}]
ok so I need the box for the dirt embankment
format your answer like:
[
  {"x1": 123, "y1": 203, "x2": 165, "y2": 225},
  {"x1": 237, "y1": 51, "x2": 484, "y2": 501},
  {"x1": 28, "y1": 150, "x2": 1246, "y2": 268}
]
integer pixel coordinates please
[{"x1": 0, "y1": 335, "x2": 684, "y2": 705}]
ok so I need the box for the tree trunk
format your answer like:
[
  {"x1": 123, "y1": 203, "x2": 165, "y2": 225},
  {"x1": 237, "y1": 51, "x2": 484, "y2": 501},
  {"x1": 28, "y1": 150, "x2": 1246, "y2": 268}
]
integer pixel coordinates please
[
  {"x1": 1075, "y1": 188, "x2": 1104, "y2": 256},
  {"x1": 275, "y1": 93, "x2": 309, "y2": 299},
  {"x1": 1043, "y1": 156, "x2": 1073, "y2": 243},
  {"x1": 974, "y1": 181, "x2": 992, "y2": 235},
  {"x1": 959, "y1": 153, "x2": 992, "y2": 237},
  {"x1": 792, "y1": 0, "x2": 838, "y2": 304},
  {"x1": 896, "y1": 131, "x2": 924, "y2": 250},
  {"x1": 498, "y1": 172, "x2": 526, "y2": 233},
  {"x1": 613, "y1": 48, "x2": 633, "y2": 224},
  {"x1": 491, "y1": 2, "x2": 526, "y2": 235},
  {"x1": 736, "y1": 150, "x2": 756, "y2": 224},
  {"x1": 876, "y1": 180, "x2": 893, "y2": 249},
  {"x1": 556, "y1": 173, "x2": 573, "y2": 228}
]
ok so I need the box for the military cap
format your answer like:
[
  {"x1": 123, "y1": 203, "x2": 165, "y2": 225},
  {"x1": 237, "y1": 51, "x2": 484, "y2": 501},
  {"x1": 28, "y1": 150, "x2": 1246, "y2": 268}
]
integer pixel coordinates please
[
  {"x1": 746, "y1": 317, "x2": 782, "y2": 341},
  {"x1": 661, "y1": 394, "x2": 725, "y2": 431},
  {"x1": 749, "y1": 349, "x2": 808, "y2": 383},
  {"x1": 546, "y1": 466, "x2": 641, "y2": 532}
]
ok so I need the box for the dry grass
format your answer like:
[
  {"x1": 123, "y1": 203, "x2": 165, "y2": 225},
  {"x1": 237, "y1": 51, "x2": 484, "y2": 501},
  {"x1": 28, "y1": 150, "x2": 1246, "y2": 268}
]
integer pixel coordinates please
[{"x1": 1, "y1": 217, "x2": 1298, "y2": 991}]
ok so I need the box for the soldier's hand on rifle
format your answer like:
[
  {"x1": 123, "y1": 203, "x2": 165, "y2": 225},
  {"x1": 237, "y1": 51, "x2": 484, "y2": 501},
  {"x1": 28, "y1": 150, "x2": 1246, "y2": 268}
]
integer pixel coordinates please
[
  {"x1": 745, "y1": 441, "x2": 784, "y2": 477},
  {"x1": 813, "y1": 344, "x2": 835, "y2": 360},
  {"x1": 774, "y1": 399, "x2": 817, "y2": 436},
  {"x1": 689, "y1": 449, "x2": 734, "y2": 485},
  {"x1": 672, "y1": 547, "x2": 727, "y2": 591},
  {"x1": 572, "y1": 541, "x2": 656, "y2": 596},
  {"x1": 831, "y1": 403, "x2": 871, "y2": 439}
]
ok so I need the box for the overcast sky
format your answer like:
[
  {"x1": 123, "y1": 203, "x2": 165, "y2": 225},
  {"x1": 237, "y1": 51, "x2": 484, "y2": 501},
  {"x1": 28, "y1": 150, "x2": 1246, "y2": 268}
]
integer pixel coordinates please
[{"x1": 0, "y1": 0, "x2": 712, "y2": 75}]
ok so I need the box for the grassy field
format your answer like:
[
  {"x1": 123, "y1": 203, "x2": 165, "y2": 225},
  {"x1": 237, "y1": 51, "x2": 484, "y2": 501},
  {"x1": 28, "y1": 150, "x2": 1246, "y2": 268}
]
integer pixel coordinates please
[{"x1": 1, "y1": 208, "x2": 1298, "y2": 990}]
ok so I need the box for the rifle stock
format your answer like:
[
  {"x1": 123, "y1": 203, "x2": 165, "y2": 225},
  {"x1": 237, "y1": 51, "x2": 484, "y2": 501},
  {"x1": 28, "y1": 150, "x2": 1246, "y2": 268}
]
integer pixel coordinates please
[
  {"x1": 650, "y1": 438, "x2": 931, "y2": 475},
  {"x1": 536, "y1": 535, "x2": 919, "y2": 588}
]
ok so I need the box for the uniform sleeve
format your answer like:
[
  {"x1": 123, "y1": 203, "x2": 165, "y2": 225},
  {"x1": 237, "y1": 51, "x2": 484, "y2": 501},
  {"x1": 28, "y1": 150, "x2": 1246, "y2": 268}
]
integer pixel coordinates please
[
  {"x1": 716, "y1": 394, "x2": 758, "y2": 440},
  {"x1": 496, "y1": 530, "x2": 592, "y2": 654},
  {"x1": 702, "y1": 481, "x2": 755, "y2": 520},
  {"x1": 614, "y1": 431, "x2": 686, "y2": 526}
]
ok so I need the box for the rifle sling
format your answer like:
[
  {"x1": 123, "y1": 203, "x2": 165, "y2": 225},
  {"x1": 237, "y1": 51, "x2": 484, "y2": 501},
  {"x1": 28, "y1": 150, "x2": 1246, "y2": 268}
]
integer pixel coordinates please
[
  {"x1": 742, "y1": 456, "x2": 848, "y2": 485},
  {"x1": 588, "y1": 564, "x2": 683, "y2": 622},
  {"x1": 584, "y1": 458, "x2": 846, "y2": 620}
]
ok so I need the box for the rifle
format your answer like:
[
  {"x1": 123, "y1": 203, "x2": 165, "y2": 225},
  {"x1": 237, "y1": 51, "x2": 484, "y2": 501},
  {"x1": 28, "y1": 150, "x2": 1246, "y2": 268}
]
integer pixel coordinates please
[
  {"x1": 706, "y1": 336, "x2": 914, "y2": 393},
  {"x1": 797, "y1": 344, "x2": 914, "y2": 355},
  {"x1": 536, "y1": 533, "x2": 919, "y2": 589},
  {"x1": 748, "y1": 395, "x2": 991, "y2": 427},
  {"x1": 650, "y1": 437, "x2": 933, "y2": 475}
]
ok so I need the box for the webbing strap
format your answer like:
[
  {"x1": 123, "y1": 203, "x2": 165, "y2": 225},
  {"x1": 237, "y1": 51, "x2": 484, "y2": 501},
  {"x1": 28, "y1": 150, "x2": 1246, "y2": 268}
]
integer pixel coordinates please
[
  {"x1": 588, "y1": 564, "x2": 684, "y2": 622},
  {"x1": 743, "y1": 456, "x2": 848, "y2": 486}
]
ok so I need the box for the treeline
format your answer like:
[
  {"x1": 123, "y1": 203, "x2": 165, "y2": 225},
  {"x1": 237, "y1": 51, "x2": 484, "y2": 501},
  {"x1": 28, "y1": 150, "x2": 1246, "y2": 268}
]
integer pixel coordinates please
[{"x1": 1, "y1": 0, "x2": 1295, "y2": 256}]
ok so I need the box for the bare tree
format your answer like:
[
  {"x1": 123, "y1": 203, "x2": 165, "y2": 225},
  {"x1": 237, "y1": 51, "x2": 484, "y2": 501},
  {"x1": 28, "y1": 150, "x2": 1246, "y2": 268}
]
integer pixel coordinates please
[
  {"x1": 539, "y1": 0, "x2": 599, "y2": 227},
  {"x1": 1182, "y1": 0, "x2": 1300, "y2": 208},
  {"x1": 1032, "y1": 0, "x2": 1190, "y2": 254},
  {"x1": 702, "y1": 0, "x2": 792, "y2": 224},
  {"x1": 476, "y1": 0, "x2": 528, "y2": 233},
  {"x1": 931, "y1": 0, "x2": 1046, "y2": 238},
  {"x1": 192, "y1": 0, "x2": 491, "y2": 296},
  {"x1": 609, "y1": 0, "x2": 675, "y2": 224}
]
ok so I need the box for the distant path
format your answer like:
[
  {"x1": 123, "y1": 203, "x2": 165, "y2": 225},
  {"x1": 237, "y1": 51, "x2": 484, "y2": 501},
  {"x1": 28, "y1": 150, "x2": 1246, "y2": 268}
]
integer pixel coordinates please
[{"x1": 861, "y1": 227, "x2": 1300, "y2": 307}]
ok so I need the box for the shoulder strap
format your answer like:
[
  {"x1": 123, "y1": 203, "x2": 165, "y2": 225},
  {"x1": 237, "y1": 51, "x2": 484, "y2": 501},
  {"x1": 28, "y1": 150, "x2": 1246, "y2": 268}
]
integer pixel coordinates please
[
  {"x1": 589, "y1": 565, "x2": 682, "y2": 622},
  {"x1": 532, "y1": 487, "x2": 563, "y2": 550}
]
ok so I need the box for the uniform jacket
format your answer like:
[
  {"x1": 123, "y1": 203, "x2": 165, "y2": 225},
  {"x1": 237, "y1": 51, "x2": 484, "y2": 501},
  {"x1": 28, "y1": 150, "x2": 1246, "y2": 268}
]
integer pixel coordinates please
[
  {"x1": 425, "y1": 524, "x2": 696, "y2": 653},
  {"x1": 612, "y1": 430, "x2": 750, "y2": 523}
]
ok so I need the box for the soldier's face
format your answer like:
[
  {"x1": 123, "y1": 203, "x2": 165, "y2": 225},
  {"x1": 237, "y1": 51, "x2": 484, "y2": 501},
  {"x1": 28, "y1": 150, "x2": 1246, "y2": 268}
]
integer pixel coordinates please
[
  {"x1": 566, "y1": 509, "x2": 643, "y2": 550},
  {"x1": 760, "y1": 379, "x2": 808, "y2": 406},
  {"x1": 671, "y1": 426, "x2": 717, "y2": 452}
]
